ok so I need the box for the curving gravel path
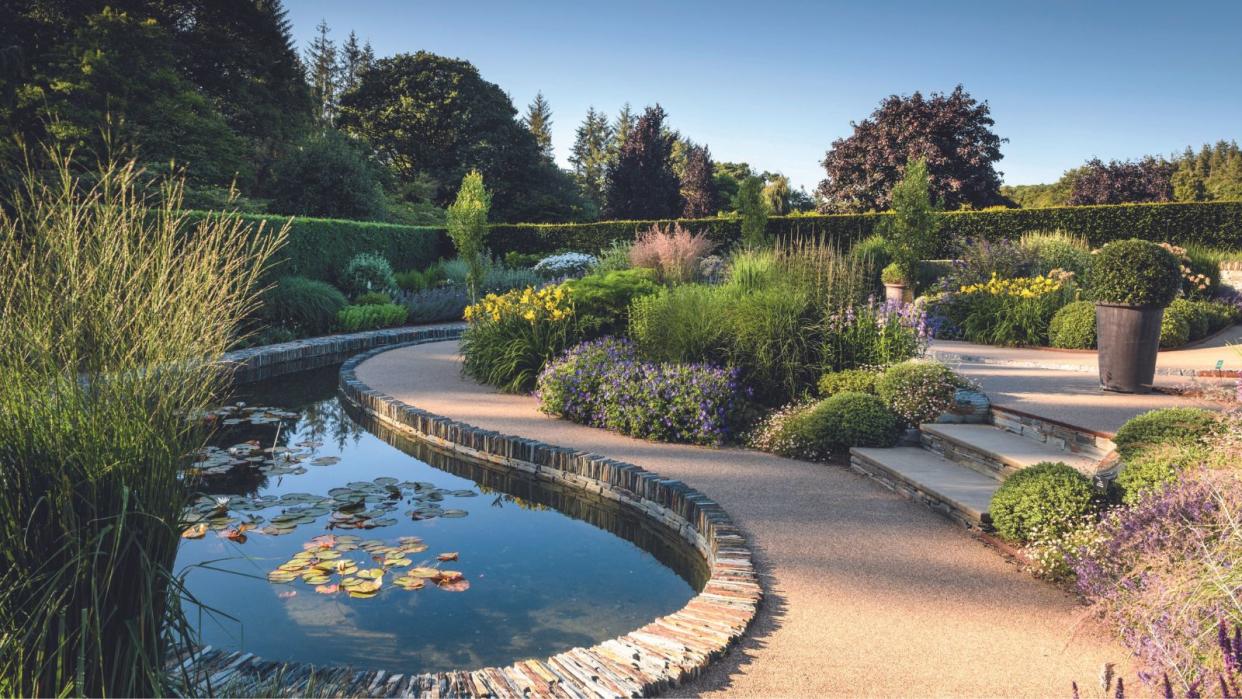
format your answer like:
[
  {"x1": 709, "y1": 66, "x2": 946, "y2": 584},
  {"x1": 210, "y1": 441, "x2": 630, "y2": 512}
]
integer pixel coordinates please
[{"x1": 356, "y1": 340, "x2": 1128, "y2": 697}]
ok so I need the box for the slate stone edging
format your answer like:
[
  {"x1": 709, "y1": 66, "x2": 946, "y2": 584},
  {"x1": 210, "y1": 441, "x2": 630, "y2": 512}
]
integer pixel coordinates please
[
  {"x1": 334, "y1": 341, "x2": 761, "y2": 697},
  {"x1": 221, "y1": 323, "x2": 465, "y2": 384}
]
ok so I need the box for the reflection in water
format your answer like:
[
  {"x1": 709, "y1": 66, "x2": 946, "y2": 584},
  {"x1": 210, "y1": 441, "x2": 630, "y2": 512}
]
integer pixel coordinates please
[{"x1": 175, "y1": 365, "x2": 703, "y2": 673}]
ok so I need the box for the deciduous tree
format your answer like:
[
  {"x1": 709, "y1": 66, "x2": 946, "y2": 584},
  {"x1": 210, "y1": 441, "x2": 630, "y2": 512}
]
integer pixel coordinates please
[
  {"x1": 679, "y1": 143, "x2": 717, "y2": 218},
  {"x1": 817, "y1": 85, "x2": 1006, "y2": 212},
  {"x1": 1068, "y1": 157, "x2": 1174, "y2": 205}
]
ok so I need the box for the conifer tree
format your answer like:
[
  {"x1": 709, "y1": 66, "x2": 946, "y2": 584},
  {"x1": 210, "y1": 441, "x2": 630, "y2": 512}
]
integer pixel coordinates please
[
  {"x1": 338, "y1": 31, "x2": 368, "y2": 96},
  {"x1": 522, "y1": 92, "x2": 554, "y2": 160},
  {"x1": 603, "y1": 105, "x2": 681, "y2": 219},
  {"x1": 305, "y1": 20, "x2": 338, "y2": 124},
  {"x1": 608, "y1": 103, "x2": 636, "y2": 165},
  {"x1": 569, "y1": 106, "x2": 612, "y2": 215}
]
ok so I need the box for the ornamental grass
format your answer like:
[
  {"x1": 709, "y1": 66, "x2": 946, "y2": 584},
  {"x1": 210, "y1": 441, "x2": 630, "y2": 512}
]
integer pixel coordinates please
[{"x1": 0, "y1": 150, "x2": 285, "y2": 696}]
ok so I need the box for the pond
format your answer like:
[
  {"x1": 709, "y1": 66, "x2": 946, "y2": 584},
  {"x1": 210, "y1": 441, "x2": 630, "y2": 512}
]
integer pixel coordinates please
[{"x1": 175, "y1": 365, "x2": 707, "y2": 673}]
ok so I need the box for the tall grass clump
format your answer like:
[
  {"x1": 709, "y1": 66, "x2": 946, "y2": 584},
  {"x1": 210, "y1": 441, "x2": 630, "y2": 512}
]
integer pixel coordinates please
[
  {"x1": 0, "y1": 151, "x2": 285, "y2": 696},
  {"x1": 628, "y1": 222, "x2": 714, "y2": 284},
  {"x1": 774, "y1": 235, "x2": 867, "y2": 312}
]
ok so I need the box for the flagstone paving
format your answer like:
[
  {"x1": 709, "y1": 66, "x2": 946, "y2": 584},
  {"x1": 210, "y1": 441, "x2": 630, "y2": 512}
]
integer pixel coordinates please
[{"x1": 356, "y1": 340, "x2": 1129, "y2": 698}]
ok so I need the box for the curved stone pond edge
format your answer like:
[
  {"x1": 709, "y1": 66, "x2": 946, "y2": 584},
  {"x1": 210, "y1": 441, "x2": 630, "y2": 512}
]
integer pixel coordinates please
[{"x1": 190, "y1": 327, "x2": 760, "y2": 697}]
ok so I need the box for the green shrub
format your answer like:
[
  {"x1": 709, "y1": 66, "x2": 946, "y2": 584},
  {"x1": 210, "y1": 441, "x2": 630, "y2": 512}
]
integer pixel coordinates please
[
  {"x1": 875, "y1": 360, "x2": 966, "y2": 425},
  {"x1": 446, "y1": 170, "x2": 491, "y2": 298},
  {"x1": 340, "y1": 252, "x2": 396, "y2": 297},
  {"x1": 503, "y1": 251, "x2": 543, "y2": 269},
  {"x1": 1048, "y1": 300, "x2": 1097, "y2": 349},
  {"x1": 628, "y1": 284, "x2": 733, "y2": 365},
  {"x1": 1088, "y1": 239, "x2": 1182, "y2": 307},
  {"x1": 563, "y1": 268, "x2": 659, "y2": 338},
  {"x1": 258, "y1": 276, "x2": 347, "y2": 336},
  {"x1": 990, "y1": 462, "x2": 1098, "y2": 544},
  {"x1": 481, "y1": 265, "x2": 541, "y2": 295},
  {"x1": 850, "y1": 234, "x2": 891, "y2": 291},
  {"x1": 817, "y1": 368, "x2": 880, "y2": 396},
  {"x1": 1166, "y1": 298, "x2": 1208, "y2": 340},
  {"x1": 1019, "y1": 230, "x2": 1093, "y2": 276},
  {"x1": 1112, "y1": 407, "x2": 1220, "y2": 461},
  {"x1": 592, "y1": 240, "x2": 633, "y2": 273},
  {"x1": 1197, "y1": 299, "x2": 1241, "y2": 332},
  {"x1": 762, "y1": 392, "x2": 899, "y2": 460},
  {"x1": 354, "y1": 291, "x2": 392, "y2": 306},
  {"x1": 395, "y1": 269, "x2": 427, "y2": 292},
  {"x1": 336, "y1": 303, "x2": 408, "y2": 332},
  {"x1": 397, "y1": 286, "x2": 469, "y2": 324},
  {"x1": 1159, "y1": 310, "x2": 1190, "y2": 348},
  {"x1": 1115, "y1": 443, "x2": 1204, "y2": 505},
  {"x1": 880, "y1": 262, "x2": 906, "y2": 285}
]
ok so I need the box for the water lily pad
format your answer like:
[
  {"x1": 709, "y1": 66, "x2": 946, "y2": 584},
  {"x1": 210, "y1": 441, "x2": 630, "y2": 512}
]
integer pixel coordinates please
[
  {"x1": 356, "y1": 568, "x2": 384, "y2": 580},
  {"x1": 440, "y1": 509, "x2": 468, "y2": 518},
  {"x1": 314, "y1": 583, "x2": 339, "y2": 595},
  {"x1": 181, "y1": 523, "x2": 208, "y2": 539},
  {"x1": 383, "y1": 557, "x2": 412, "y2": 568},
  {"x1": 373, "y1": 477, "x2": 398, "y2": 486},
  {"x1": 451, "y1": 490, "x2": 478, "y2": 497},
  {"x1": 437, "y1": 552, "x2": 459, "y2": 562},
  {"x1": 266, "y1": 570, "x2": 297, "y2": 583},
  {"x1": 406, "y1": 567, "x2": 440, "y2": 578},
  {"x1": 437, "y1": 579, "x2": 470, "y2": 592}
]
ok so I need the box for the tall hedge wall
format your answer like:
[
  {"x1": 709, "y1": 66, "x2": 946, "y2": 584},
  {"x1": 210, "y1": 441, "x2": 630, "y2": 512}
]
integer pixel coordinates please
[
  {"x1": 183, "y1": 211, "x2": 451, "y2": 283},
  {"x1": 188, "y1": 201, "x2": 1242, "y2": 284}
]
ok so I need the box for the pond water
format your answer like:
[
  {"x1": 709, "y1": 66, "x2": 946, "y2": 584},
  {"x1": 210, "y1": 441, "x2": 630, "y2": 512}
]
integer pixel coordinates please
[{"x1": 175, "y1": 365, "x2": 706, "y2": 673}]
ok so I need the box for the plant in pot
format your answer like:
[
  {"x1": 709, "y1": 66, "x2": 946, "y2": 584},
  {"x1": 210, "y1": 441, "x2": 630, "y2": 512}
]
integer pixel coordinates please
[
  {"x1": 881, "y1": 262, "x2": 910, "y2": 304},
  {"x1": 883, "y1": 158, "x2": 940, "y2": 305},
  {"x1": 1089, "y1": 239, "x2": 1182, "y2": 393}
]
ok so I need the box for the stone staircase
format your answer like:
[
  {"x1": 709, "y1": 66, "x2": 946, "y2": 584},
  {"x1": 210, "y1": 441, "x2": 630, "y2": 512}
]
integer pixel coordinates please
[{"x1": 850, "y1": 405, "x2": 1116, "y2": 531}]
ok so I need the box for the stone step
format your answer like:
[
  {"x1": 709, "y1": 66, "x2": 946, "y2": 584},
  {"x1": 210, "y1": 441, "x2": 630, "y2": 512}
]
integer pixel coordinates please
[
  {"x1": 850, "y1": 447, "x2": 999, "y2": 530},
  {"x1": 988, "y1": 405, "x2": 1116, "y2": 462},
  {"x1": 920, "y1": 423, "x2": 1102, "y2": 482}
]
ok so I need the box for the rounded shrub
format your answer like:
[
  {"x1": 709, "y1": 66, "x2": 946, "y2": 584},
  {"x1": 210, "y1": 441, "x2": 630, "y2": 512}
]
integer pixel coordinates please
[
  {"x1": 258, "y1": 276, "x2": 347, "y2": 336},
  {"x1": 340, "y1": 252, "x2": 397, "y2": 297},
  {"x1": 1113, "y1": 407, "x2": 1220, "y2": 461},
  {"x1": 1166, "y1": 298, "x2": 1208, "y2": 341},
  {"x1": 850, "y1": 235, "x2": 892, "y2": 289},
  {"x1": 780, "y1": 392, "x2": 900, "y2": 457},
  {"x1": 354, "y1": 291, "x2": 392, "y2": 306},
  {"x1": 875, "y1": 360, "x2": 965, "y2": 425},
  {"x1": 395, "y1": 269, "x2": 428, "y2": 292},
  {"x1": 880, "y1": 262, "x2": 907, "y2": 285},
  {"x1": 1115, "y1": 443, "x2": 1204, "y2": 505},
  {"x1": 817, "y1": 368, "x2": 880, "y2": 397},
  {"x1": 1159, "y1": 310, "x2": 1190, "y2": 349},
  {"x1": 990, "y1": 462, "x2": 1098, "y2": 544},
  {"x1": 1048, "y1": 300, "x2": 1097, "y2": 349},
  {"x1": 1088, "y1": 239, "x2": 1182, "y2": 307}
]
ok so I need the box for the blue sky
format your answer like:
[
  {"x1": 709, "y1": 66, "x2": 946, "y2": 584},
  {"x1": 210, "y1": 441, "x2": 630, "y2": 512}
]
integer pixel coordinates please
[{"x1": 286, "y1": 0, "x2": 1242, "y2": 192}]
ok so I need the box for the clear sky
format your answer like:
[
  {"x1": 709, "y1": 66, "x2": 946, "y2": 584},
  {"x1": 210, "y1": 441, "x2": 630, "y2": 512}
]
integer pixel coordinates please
[{"x1": 286, "y1": 0, "x2": 1242, "y2": 192}]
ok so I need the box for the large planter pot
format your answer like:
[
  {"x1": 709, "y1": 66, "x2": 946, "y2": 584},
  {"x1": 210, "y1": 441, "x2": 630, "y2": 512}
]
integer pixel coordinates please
[
  {"x1": 884, "y1": 283, "x2": 907, "y2": 305},
  {"x1": 1096, "y1": 303, "x2": 1164, "y2": 393}
]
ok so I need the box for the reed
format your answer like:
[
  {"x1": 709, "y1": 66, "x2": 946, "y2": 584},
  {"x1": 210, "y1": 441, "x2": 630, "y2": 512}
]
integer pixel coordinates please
[{"x1": 0, "y1": 149, "x2": 285, "y2": 696}]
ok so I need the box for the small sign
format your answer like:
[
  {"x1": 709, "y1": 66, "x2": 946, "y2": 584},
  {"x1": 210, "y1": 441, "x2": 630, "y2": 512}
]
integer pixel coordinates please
[{"x1": 1217, "y1": 360, "x2": 1225, "y2": 370}]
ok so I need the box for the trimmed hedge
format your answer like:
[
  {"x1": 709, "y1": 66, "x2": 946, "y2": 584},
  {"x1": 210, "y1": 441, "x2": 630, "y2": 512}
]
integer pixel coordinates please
[
  {"x1": 182, "y1": 210, "x2": 450, "y2": 284},
  {"x1": 188, "y1": 200, "x2": 1242, "y2": 285}
]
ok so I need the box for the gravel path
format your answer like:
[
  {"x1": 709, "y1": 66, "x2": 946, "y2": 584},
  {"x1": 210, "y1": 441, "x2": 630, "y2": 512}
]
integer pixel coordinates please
[{"x1": 355, "y1": 340, "x2": 1127, "y2": 697}]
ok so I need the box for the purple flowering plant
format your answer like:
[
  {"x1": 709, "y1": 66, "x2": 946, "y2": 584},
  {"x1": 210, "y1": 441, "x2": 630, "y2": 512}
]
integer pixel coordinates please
[
  {"x1": 535, "y1": 337, "x2": 746, "y2": 446},
  {"x1": 822, "y1": 297, "x2": 930, "y2": 372}
]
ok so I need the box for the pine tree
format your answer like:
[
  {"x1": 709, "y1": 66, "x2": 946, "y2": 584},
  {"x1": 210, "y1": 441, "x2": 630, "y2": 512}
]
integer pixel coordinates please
[
  {"x1": 305, "y1": 20, "x2": 338, "y2": 124},
  {"x1": 603, "y1": 104, "x2": 681, "y2": 219},
  {"x1": 338, "y1": 31, "x2": 367, "y2": 96},
  {"x1": 569, "y1": 106, "x2": 612, "y2": 215},
  {"x1": 522, "y1": 92, "x2": 554, "y2": 160},
  {"x1": 608, "y1": 103, "x2": 636, "y2": 165},
  {"x1": 679, "y1": 143, "x2": 717, "y2": 218}
]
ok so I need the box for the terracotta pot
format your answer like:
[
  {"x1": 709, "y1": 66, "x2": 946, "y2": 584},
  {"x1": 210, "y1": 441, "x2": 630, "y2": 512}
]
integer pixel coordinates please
[
  {"x1": 1096, "y1": 303, "x2": 1164, "y2": 393},
  {"x1": 884, "y1": 283, "x2": 907, "y2": 305}
]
